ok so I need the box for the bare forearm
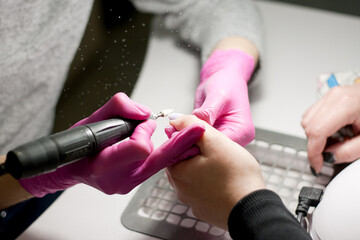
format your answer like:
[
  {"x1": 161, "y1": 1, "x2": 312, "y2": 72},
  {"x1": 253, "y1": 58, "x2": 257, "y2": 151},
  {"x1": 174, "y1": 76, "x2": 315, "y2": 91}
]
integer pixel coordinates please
[
  {"x1": 211, "y1": 36, "x2": 259, "y2": 64},
  {"x1": 0, "y1": 155, "x2": 33, "y2": 210}
]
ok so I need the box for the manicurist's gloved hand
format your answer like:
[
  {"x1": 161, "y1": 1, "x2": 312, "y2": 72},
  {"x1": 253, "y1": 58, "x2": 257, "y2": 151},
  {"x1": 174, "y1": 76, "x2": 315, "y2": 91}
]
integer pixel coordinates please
[
  {"x1": 193, "y1": 49, "x2": 256, "y2": 146},
  {"x1": 19, "y1": 93, "x2": 205, "y2": 197},
  {"x1": 301, "y1": 84, "x2": 360, "y2": 174}
]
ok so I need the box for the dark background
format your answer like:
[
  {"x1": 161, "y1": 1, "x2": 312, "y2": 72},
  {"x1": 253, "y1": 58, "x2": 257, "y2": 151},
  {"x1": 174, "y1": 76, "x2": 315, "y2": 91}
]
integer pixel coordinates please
[
  {"x1": 262, "y1": 0, "x2": 360, "y2": 17},
  {"x1": 53, "y1": 0, "x2": 153, "y2": 132}
]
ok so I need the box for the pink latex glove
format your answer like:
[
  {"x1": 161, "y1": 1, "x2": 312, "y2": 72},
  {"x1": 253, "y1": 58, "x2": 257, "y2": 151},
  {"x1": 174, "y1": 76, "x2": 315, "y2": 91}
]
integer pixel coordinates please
[
  {"x1": 193, "y1": 49, "x2": 256, "y2": 146},
  {"x1": 19, "y1": 93, "x2": 205, "y2": 197}
]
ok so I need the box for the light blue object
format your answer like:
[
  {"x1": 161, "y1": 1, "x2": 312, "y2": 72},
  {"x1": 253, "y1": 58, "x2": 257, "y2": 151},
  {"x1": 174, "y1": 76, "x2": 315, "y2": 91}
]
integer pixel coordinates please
[{"x1": 327, "y1": 74, "x2": 339, "y2": 88}]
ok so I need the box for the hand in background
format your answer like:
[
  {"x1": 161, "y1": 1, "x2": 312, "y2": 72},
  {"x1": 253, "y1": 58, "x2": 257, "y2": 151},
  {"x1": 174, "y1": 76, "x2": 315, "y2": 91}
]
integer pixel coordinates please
[
  {"x1": 19, "y1": 93, "x2": 205, "y2": 197},
  {"x1": 301, "y1": 84, "x2": 360, "y2": 174},
  {"x1": 166, "y1": 115, "x2": 265, "y2": 230}
]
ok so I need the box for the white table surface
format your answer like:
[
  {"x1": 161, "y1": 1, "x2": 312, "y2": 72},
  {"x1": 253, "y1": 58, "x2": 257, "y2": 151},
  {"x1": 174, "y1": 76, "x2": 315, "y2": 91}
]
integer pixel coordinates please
[{"x1": 19, "y1": 1, "x2": 360, "y2": 239}]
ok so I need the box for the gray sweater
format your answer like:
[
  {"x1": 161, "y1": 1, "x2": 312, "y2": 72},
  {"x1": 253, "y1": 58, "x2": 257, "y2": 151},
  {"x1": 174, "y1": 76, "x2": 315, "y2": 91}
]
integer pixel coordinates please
[{"x1": 0, "y1": 0, "x2": 262, "y2": 155}]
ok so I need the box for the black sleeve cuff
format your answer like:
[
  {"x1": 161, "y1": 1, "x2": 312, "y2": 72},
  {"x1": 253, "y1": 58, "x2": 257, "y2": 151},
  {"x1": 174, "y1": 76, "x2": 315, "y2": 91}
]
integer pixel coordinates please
[{"x1": 228, "y1": 189, "x2": 311, "y2": 240}]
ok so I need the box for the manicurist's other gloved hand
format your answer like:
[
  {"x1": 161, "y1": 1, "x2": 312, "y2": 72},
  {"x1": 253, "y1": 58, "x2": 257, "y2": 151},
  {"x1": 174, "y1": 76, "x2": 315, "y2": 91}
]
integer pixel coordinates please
[
  {"x1": 19, "y1": 93, "x2": 206, "y2": 197},
  {"x1": 301, "y1": 84, "x2": 360, "y2": 174},
  {"x1": 193, "y1": 49, "x2": 256, "y2": 146}
]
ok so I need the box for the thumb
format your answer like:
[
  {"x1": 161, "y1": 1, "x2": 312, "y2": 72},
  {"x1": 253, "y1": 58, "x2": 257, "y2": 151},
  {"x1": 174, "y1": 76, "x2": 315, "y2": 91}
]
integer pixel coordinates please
[
  {"x1": 133, "y1": 123, "x2": 205, "y2": 180},
  {"x1": 325, "y1": 135, "x2": 360, "y2": 164},
  {"x1": 193, "y1": 94, "x2": 225, "y2": 126}
]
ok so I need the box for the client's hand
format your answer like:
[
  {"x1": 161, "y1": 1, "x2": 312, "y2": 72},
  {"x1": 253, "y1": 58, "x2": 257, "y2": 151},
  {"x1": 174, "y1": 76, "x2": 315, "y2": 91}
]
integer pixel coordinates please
[{"x1": 166, "y1": 115, "x2": 265, "y2": 230}]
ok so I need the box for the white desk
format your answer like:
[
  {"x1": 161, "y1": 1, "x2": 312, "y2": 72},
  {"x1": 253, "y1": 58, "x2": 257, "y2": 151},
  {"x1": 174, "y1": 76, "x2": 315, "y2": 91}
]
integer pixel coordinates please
[{"x1": 19, "y1": 1, "x2": 360, "y2": 239}]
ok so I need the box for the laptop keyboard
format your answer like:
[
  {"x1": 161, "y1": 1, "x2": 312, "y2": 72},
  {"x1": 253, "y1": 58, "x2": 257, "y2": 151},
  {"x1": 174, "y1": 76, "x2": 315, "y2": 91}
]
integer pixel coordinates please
[{"x1": 122, "y1": 128, "x2": 334, "y2": 240}]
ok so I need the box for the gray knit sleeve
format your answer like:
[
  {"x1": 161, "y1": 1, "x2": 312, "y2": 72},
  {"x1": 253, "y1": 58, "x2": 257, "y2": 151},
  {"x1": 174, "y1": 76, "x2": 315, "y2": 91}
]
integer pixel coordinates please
[{"x1": 130, "y1": 0, "x2": 263, "y2": 64}]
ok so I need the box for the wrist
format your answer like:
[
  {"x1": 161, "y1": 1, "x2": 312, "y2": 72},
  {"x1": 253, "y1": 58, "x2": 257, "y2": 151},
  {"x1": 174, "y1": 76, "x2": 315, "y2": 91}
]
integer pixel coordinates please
[
  {"x1": 19, "y1": 167, "x2": 78, "y2": 198},
  {"x1": 212, "y1": 37, "x2": 259, "y2": 63},
  {"x1": 201, "y1": 49, "x2": 256, "y2": 84}
]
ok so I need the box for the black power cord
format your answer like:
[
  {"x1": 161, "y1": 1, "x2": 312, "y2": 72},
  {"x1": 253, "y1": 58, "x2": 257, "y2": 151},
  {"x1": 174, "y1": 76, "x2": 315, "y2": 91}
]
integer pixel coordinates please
[
  {"x1": 295, "y1": 187, "x2": 324, "y2": 231},
  {"x1": 0, "y1": 163, "x2": 7, "y2": 177}
]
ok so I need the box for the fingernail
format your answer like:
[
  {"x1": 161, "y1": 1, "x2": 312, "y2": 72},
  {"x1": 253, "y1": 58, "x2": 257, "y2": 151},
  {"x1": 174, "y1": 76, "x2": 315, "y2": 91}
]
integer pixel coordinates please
[
  {"x1": 322, "y1": 152, "x2": 336, "y2": 163},
  {"x1": 168, "y1": 113, "x2": 183, "y2": 120},
  {"x1": 310, "y1": 166, "x2": 318, "y2": 177}
]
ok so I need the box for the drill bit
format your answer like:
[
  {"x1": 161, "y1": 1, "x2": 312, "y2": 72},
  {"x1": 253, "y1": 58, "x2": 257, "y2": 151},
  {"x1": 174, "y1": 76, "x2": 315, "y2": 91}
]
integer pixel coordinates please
[{"x1": 151, "y1": 109, "x2": 174, "y2": 120}]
